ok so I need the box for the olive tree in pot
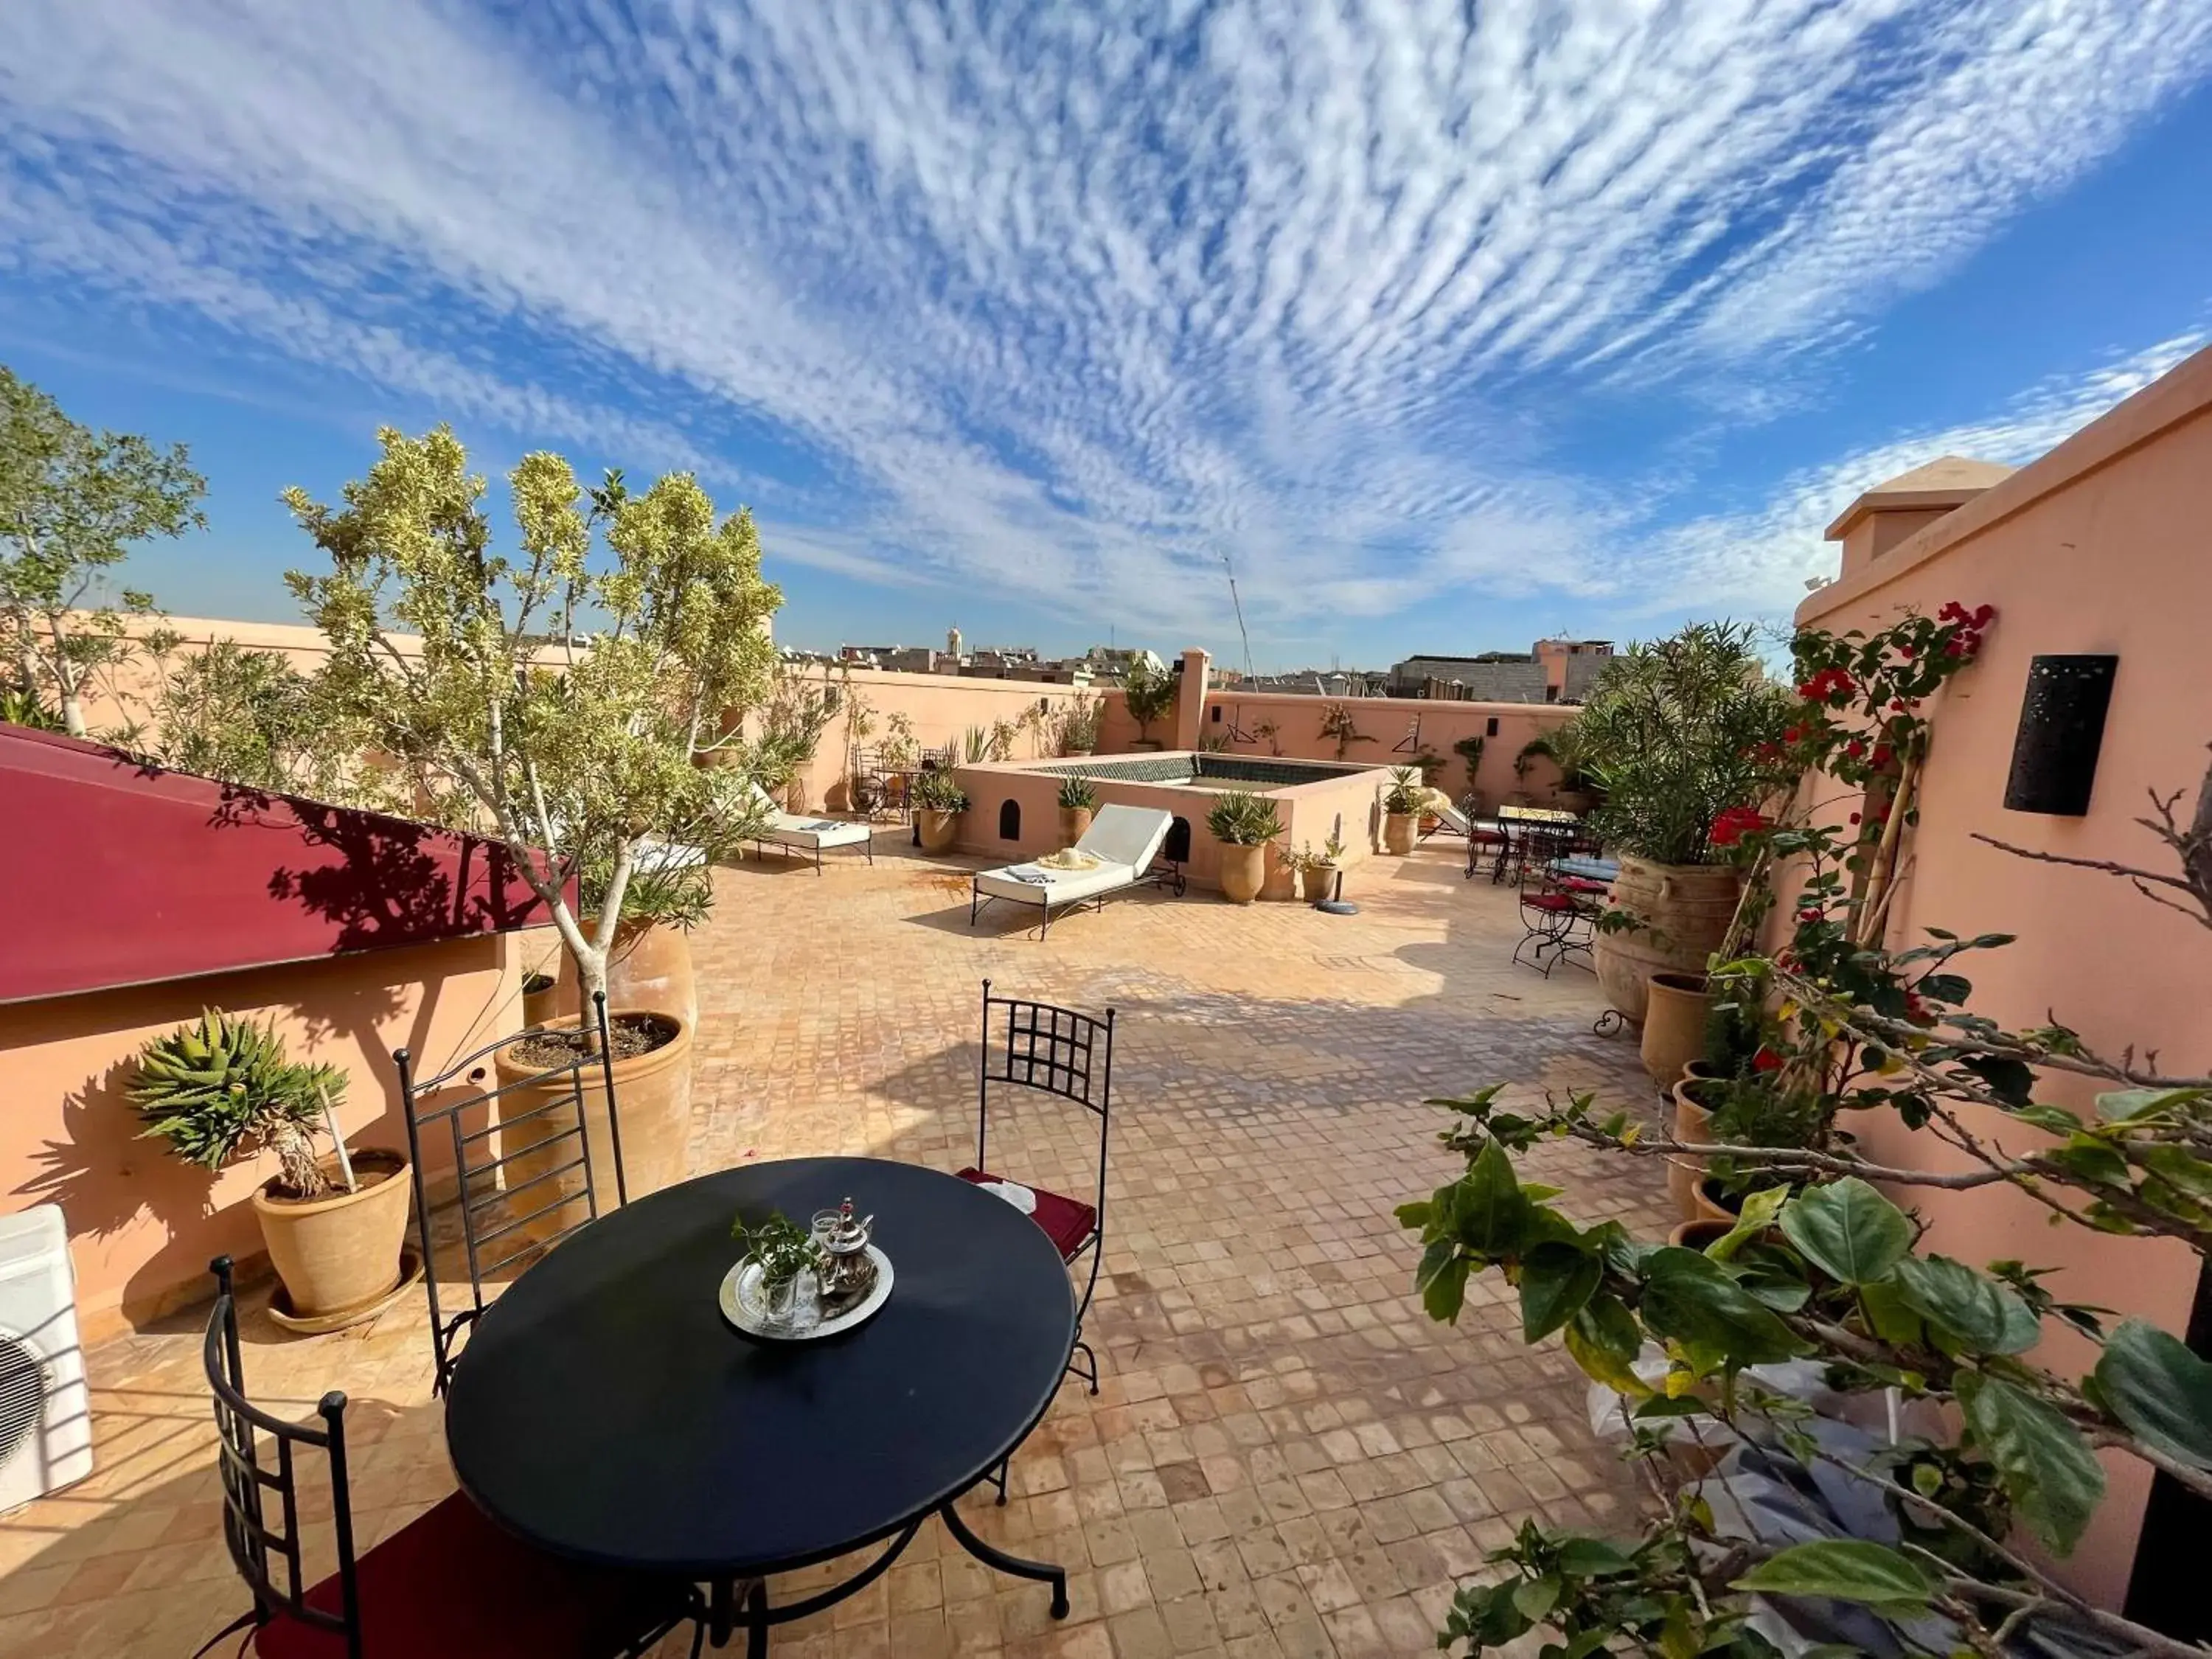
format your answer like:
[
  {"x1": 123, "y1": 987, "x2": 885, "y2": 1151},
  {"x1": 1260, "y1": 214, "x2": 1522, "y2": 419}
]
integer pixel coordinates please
[
  {"x1": 132, "y1": 1011, "x2": 408, "y2": 1324},
  {"x1": 1120, "y1": 658, "x2": 1178, "y2": 750},
  {"x1": 287, "y1": 428, "x2": 780, "y2": 1200},
  {"x1": 911, "y1": 765, "x2": 967, "y2": 853},
  {"x1": 1572, "y1": 622, "x2": 1795, "y2": 1023},
  {"x1": 1057, "y1": 775, "x2": 1098, "y2": 846},
  {"x1": 1206, "y1": 790, "x2": 1282, "y2": 904}
]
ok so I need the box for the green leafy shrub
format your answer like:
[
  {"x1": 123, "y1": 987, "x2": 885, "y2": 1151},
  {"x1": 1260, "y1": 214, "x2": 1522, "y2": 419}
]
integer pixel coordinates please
[
  {"x1": 1382, "y1": 765, "x2": 1427, "y2": 815},
  {"x1": 910, "y1": 768, "x2": 968, "y2": 813},
  {"x1": 1057, "y1": 776, "x2": 1098, "y2": 810},
  {"x1": 130, "y1": 1010, "x2": 344, "y2": 1198},
  {"x1": 1206, "y1": 790, "x2": 1281, "y2": 846}
]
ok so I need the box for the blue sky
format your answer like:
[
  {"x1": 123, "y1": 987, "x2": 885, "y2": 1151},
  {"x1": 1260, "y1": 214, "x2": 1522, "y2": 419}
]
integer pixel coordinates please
[{"x1": 4, "y1": 1, "x2": 2210, "y2": 672}]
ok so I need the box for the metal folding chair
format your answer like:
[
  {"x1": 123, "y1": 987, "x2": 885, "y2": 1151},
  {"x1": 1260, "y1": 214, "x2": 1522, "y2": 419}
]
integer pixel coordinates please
[
  {"x1": 1512, "y1": 866, "x2": 1599, "y2": 977},
  {"x1": 394, "y1": 992, "x2": 626, "y2": 1394}
]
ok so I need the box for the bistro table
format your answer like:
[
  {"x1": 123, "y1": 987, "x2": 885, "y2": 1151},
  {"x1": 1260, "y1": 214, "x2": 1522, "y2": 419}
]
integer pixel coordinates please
[
  {"x1": 445, "y1": 1156, "x2": 1077, "y2": 1655},
  {"x1": 1550, "y1": 855, "x2": 1620, "y2": 888}
]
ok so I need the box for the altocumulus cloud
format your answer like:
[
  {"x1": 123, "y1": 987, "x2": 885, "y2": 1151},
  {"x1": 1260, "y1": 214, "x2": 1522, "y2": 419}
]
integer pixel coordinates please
[{"x1": 2, "y1": 0, "x2": 2208, "y2": 650}]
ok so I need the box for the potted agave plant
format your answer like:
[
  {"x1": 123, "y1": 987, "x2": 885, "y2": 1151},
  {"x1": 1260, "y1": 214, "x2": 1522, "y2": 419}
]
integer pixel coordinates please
[
  {"x1": 1381, "y1": 766, "x2": 1426, "y2": 855},
  {"x1": 1057, "y1": 776, "x2": 1098, "y2": 846},
  {"x1": 1206, "y1": 790, "x2": 1282, "y2": 904},
  {"x1": 911, "y1": 766, "x2": 967, "y2": 854},
  {"x1": 131, "y1": 1011, "x2": 410, "y2": 1324}
]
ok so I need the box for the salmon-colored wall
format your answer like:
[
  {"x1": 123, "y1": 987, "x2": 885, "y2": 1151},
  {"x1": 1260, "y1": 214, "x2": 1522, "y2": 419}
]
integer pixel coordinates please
[
  {"x1": 1197, "y1": 690, "x2": 1579, "y2": 808},
  {"x1": 0, "y1": 931, "x2": 526, "y2": 1342},
  {"x1": 948, "y1": 755, "x2": 1391, "y2": 899},
  {"x1": 1786, "y1": 343, "x2": 2212, "y2": 1604}
]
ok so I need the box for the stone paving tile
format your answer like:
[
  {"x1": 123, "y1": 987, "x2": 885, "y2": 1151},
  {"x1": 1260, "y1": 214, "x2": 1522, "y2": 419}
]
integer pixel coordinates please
[{"x1": 0, "y1": 838, "x2": 1667, "y2": 1658}]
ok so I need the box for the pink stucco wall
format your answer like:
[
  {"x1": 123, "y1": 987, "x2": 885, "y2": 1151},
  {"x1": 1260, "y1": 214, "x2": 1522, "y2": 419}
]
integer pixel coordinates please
[
  {"x1": 0, "y1": 932, "x2": 526, "y2": 1341},
  {"x1": 1787, "y1": 342, "x2": 2212, "y2": 1604}
]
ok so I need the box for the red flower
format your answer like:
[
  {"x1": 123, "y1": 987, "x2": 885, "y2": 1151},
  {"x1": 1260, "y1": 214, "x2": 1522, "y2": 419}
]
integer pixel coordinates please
[
  {"x1": 1753, "y1": 1047, "x2": 1784, "y2": 1074},
  {"x1": 1797, "y1": 906, "x2": 1823, "y2": 923},
  {"x1": 1972, "y1": 604, "x2": 1996, "y2": 627},
  {"x1": 1783, "y1": 726, "x2": 1802, "y2": 743},
  {"x1": 1798, "y1": 667, "x2": 1855, "y2": 704},
  {"x1": 1708, "y1": 805, "x2": 1770, "y2": 849},
  {"x1": 1897, "y1": 644, "x2": 1916, "y2": 659},
  {"x1": 1843, "y1": 738, "x2": 1865, "y2": 759},
  {"x1": 1848, "y1": 812, "x2": 1862, "y2": 824},
  {"x1": 1871, "y1": 743, "x2": 1893, "y2": 768}
]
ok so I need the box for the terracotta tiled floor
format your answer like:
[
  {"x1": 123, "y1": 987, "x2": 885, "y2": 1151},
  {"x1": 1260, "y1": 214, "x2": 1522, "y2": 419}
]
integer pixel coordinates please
[{"x1": 0, "y1": 837, "x2": 1670, "y2": 1658}]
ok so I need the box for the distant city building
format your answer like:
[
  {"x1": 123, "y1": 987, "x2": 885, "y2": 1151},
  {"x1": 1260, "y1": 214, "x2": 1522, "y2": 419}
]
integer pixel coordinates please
[
  {"x1": 1083, "y1": 645, "x2": 1166, "y2": 681},
  {"x1": 1387, "y1": 639, "x2": 1613, "y2": 703},
  {"x1": 1240, "y1": 669, "x2": 1388, "y2": 698}
]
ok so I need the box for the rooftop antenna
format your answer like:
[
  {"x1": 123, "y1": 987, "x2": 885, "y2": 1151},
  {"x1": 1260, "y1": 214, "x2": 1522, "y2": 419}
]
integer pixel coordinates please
[{"x1": 1221, "y1": 552, "x2": 1254, "y2": 681}]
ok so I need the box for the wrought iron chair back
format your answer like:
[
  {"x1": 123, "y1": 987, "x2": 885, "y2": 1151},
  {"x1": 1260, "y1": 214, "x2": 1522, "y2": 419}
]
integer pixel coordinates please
[
  {"x1": 204, "y1": 1256, "x2": 364, "y2": 1659},
  {"x1": 395, "y1": 992, "x2": 626, "y2": 1391},
  {"x1": 975, "y1": 980, "x2": 1113, "y2": 1364}
]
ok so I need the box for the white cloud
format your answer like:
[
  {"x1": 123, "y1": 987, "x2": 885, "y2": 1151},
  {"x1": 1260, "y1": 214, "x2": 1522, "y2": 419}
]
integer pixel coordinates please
[{"x1": 1, "y1": 0, "x2": 2206, "y2": 659}]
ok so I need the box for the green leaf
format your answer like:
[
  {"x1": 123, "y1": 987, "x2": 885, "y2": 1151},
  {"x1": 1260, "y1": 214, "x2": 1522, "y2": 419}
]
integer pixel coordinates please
[
  {"x1": 1511, "y1": 1575, "x2": 1561, "y2": 1621},
  {"x1": 1564, "y1": 1294, "x2": 1647, "y2": 1395},
  {"x1": 2007, "y1": 1104, "x2": 2086, "y2": 1136},
  {"x1": 2045, "y1": 1135, "x2": 2132, "y2": 1188},
  {"x1": 1554, "y1": 1537, "x2": 1636, "y2": 1576},
  {"x1": 1961, "y1": 1054, "x2": 2036, "y2": 1105},
  {"x1": 1733, "y1": 1540, "x2": 1938, "y2": 1613},
  {"x1": 1453, "y1": 1139, "x2": 1533, "y2": 1255},
  {"x1": 2096, "y1": 1088, "x2": 2207, "y2": 1122},
  {"x1": 1393, "y1": 1198, "x2": 1434, "y2": 1229},
  {"x1": 2093, "y1": 1318, "x2": 2212, "y2": 1471},
  {"x1": 1416, "y1": 1239, "x2": 1470, "y2": 1324},
  {"x1": 1891, "y1": 1255, "x2": 2039, "y2": 1354},
  {"x1": 1520, "y1": 1240, "x2": 1601, "y2": 1343},
  {"x1": 1702, "y1": 1185, "x2": 1790, "y2": 1265},
  {"x1": 1777, "y1": 1178, "x2": 1913, "y2": 1286},
  {"x1": 1958, "y1": 1373, "x2": 2106, "y2": 1556},
  {"x1": 1729, "y1": 1242, "x2": 1813, "y2": 1313},
  {"x1": 1639, "y1": 1247, "x2": 1809, "y2": 1369}
]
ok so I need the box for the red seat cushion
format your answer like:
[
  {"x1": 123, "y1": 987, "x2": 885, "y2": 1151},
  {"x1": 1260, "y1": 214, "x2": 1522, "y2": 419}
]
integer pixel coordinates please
[
  {"x1": 254, "y1": 1491, "x2": 686, "y2": 1659},
  {"x1": 957, "y1": 1169, "x2": 1098, "y2": 1261},
  {"x1": 1523, "y1": 892, "x2": 1580, "y2": 913}
]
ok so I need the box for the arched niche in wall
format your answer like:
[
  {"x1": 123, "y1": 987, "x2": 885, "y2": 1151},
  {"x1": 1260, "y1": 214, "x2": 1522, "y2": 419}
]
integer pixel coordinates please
[{"x1": 998, "y1": 799, "x2": 1021, "y2": 841}]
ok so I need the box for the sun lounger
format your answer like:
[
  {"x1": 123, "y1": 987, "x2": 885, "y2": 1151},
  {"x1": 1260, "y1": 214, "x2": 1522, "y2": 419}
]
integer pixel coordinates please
[
  {"x1": 970, "y1": 805, "x2": 1174, "y2": 937},
  {"x1": 743, "y1": 782, "x2": 874, "y2": 874}
]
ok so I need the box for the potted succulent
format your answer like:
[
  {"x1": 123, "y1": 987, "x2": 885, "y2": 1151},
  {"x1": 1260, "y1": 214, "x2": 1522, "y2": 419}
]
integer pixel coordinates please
[
  {"x1": 1288, "y1": 835, "x2": 1346, "y2": 905},
  {"x1": 131, "y1": 1011, "x2": 409, "y2": 1323},
  {"x1": 1381, "y1": 766, "x2": 1425, "y2": 855},
  {"x1": 911, "y1": 766, "x2": 967, "y2": 853},
  {"x1": 1057, "y1": 776, "x2": 1098, "y2": 846},
  {"x1": 1569, "y1": 623, "x2": 1795, "y2": 1023},
  {"x1": 1206, "y1": 790, "x2": 1282, "y2": 904}
]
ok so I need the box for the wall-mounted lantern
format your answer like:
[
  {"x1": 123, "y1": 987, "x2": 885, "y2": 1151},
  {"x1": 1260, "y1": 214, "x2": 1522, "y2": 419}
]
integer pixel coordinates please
[{"x1": 2003, "y1": 655, "x2": 2118, "y2": 816}]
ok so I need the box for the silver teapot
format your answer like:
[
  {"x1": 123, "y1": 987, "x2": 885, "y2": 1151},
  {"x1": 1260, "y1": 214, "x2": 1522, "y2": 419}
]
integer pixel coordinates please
[{"x1": 810, "y1": 1198, "x2": 877, "y2": 1304}]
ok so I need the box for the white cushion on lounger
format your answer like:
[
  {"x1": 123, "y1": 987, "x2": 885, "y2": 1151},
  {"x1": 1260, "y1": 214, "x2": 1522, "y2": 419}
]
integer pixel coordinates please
[
  {"x1": 743, "y1": 780, "x2": 873, "y2": 849},
  {"x1": 1071, "y1": 805, "x2": 1173, "y2": 873},
  {"x1": 972, "y1": 858, "x2": 1136, "y2": 905}
]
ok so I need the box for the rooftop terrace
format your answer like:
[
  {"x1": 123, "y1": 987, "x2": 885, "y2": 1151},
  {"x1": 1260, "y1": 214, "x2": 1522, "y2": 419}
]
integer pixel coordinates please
[{"x1": 0, "y1": 838, "x2": 1668, "y2": 1658}]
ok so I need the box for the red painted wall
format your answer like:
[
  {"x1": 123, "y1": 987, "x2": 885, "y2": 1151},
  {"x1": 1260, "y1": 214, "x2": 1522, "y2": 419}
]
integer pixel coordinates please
[{"x1": 0, "y1": 725, "x2": 560, "y2": 1004}]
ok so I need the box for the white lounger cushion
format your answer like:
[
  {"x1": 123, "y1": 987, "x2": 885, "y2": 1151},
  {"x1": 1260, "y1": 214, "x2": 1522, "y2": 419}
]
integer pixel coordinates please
[
  {"x1": 973, "y1": 805, "x2": 1174, "y2": 908},
  {"x1": 744, "y1": 780, "x2": 873, "y2": 849}
]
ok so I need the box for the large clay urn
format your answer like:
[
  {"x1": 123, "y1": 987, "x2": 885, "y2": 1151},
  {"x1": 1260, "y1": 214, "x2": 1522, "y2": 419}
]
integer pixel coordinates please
[
  {"x1": 1382, "y1": 813, "x2": 1417, "y2": 855},
  {"x1": 1058, "y1": 806, "x2": 1094, "y2": 848},
  {"x1": 1219, "y1": 844, "x2": 1266, "y2": 904},
  {"x1": 1593, "y1": 856, "x2": 1742, "y2": 1024},
  {"x1": 1640, "y1": 972, "x2": 1716, "y2": 1088},
  {"x1": 495, "y1": 1010, "x2": 695, "y2": 1242},
  {"x1": 917, "y1": 809, "x2": 960, "y2": 853},
  {"x1": 251, "y1": 1150, "x2": 412, "y2": 1321},
  {"x1": 604, "y1": 918, "x2": 698, "y2": 1035}
]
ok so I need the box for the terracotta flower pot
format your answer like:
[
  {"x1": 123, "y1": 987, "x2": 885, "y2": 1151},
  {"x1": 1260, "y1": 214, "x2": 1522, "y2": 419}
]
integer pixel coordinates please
[
  {"x1": 1303, "y1": 865, "x2": 1338, "y2": 905},
  {"x1": 1219, "y1": 844, "x2": 1266, "y2": 904},
  {"x1": 783, "y1": 777, "x2": 808, "y2": 814},
  {"x1": 1668, "y1": 1077, "x2": 1722, "y2": 1222},
  {"x1": 1668, "y1": 1217, "x2": 1733, "y2": 1251},
  {"x1": 1593, "y1": 855, "x2": 1743, "y2": 1024},
  {"x1": 1694, "y1": 1175, "x2": 1741, "y2": 1226},
  {"x1": 1640, "y1": 972, "x2": 1715, "y2": 1089},
  {"x1": 1383, "y1": 813, "x2": 1416, "y2": 855},
  {"x1": 495, "y1": 1010, "x2": 695, "y2": 1240},
  {"x1": 1058, "y1": 806, "x2": 1094, "y2": 847},
  {"x1": 251, "y1": 1149, "x2": 412, "y2": 1321},
  {"x1": 522, "y1": 972, "x2": 563, "y2": 1030},
  {"x1": 604, "y1": 919, "x2": 698, "y2": 1036},
  {"x1": 917, "y1": 808, "x2": 961, "y2": 854}
]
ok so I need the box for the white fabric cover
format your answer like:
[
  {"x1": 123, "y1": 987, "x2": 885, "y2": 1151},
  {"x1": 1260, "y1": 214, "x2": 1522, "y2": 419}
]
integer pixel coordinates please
[
  {"x1": 745, "y1": 779, "x2": 873, "y2": 849},
  {"x1": 1073, "y1": 805, "x2": 1173, "y2": 872},
  {"x1": 973, "y1": 805, "x2": 1173, "y2": 909},
  {"x1": 1427, "y1": 796, "x2": 1470, "y2": 836}
]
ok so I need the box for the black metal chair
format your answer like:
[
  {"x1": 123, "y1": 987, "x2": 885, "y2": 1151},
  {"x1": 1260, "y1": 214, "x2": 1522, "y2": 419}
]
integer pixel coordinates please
[
  {"x1": 198, "y1": 1256, "x2": 700, "y2": 1659},
  {"x1": 394, "y1": 992, "x2": 626, "y2": 1394},
  {"x1": 956, "y1": 981, "x2": 1113, "y2": 1399},
  {"x1": 1512, "y1": 863, "x2": 1599, "y2": 977}
]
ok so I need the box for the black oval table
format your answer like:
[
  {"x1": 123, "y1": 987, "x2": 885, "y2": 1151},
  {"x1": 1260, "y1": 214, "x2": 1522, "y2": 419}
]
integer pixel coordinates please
[{"x1": 445, "y1": 1156, "x2": 1077, "y2": 1653}]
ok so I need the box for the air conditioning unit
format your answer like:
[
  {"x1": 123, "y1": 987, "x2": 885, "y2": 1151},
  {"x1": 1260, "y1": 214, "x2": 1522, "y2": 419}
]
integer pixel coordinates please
[{"x1": 0, "y1": 1206, "x2": 94, "y2": 1511}]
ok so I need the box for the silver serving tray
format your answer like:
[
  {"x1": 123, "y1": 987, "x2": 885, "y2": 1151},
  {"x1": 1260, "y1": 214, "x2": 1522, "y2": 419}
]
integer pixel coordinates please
[{"x1": 719, "y1": 1245, "x2": 894, "y2": 1340}]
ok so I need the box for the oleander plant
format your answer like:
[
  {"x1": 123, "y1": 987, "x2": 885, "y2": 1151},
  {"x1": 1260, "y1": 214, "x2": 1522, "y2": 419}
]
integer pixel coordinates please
[{"x1": 1401, "y1": 608, "x2": 2212, "y2": 1658}]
